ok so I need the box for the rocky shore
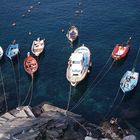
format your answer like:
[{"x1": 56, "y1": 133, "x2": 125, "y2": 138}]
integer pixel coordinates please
[{"x1": 0, "y1": 103, "x2": 137, "y2": 140}]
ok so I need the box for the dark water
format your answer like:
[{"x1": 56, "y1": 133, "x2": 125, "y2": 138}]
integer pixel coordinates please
[{"x1": 0, "y1": 0, "x2": 140, "y2": 129}]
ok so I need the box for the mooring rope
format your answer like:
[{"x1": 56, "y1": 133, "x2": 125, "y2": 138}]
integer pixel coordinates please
[
  {"x1": 132, "y1": 45, "x2": 140, "y2": 70},
  {"x1": 70, "y1": 59, "x2": 115, "y2": 111},
  {"x1": 103, "y1": 87, "x2": 121, "y2": 120},
  {"x1": 28, "y1": 75, "x2": 34, "y2": 106},
  {"x1": 108, "y1": 93, "x2": 126, "y2": 118},
  {"x1": 65, "y1": 84, "x2": 72, "y2": 115},
  {"x1": 21, "y1": 80, "x2": 32, "y2": 106},
  {"x1": 10, "y1": 60, "x2": 20, "y2": 107},
  {"x1": 0, "y1": 65, "x2": 8, "y2": 112},
  {"x1": 17, "y1": 54, "x2": 21, "y2": 106}
]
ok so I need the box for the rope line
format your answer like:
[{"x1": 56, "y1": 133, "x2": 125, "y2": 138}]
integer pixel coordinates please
[
  {"x1": 103, "y1": 87, "x2": 120, "y2": 120},
  {"x1": 21, "y1": 81, "x2": 32, "y2": 106},
  {"x1": 70, "y1": 59, "x2": 115, "y2": 111},
  {"x1": 28, "y1": 75, "x2": 34, "y2": 106},
  {"x1": 132, "y1": 46, "x2": 140, "y2": 70},
  {"x1": 17, "y1": 54, "x2": 21, "y2": 106},
  {"x1": 11, "y1": 60, "x2": 20, "y2": 107},
  {"x1": 0, "y1": 65, "x2": 8, "y2": 112},
  {"x1": 65, "y1": 84, "x2": 72, "y2": 115}
]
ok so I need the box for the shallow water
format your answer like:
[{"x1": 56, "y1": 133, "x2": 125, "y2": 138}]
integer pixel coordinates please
[{"x1": 0, "y1": 0, "x2": 140, "y2": 129}]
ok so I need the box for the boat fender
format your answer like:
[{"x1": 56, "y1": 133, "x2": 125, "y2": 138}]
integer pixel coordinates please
[
  {"x1": 90, "y1": 62, "x2": 92, "y2": 67},
  {"x1": 88, "y1": 70, "x2": 90, "y2": 73}
]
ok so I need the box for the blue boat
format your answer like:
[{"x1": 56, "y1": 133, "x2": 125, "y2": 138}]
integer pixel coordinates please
[{"x1": 6, "y1": 44, "x2": 19, "y2": 59}]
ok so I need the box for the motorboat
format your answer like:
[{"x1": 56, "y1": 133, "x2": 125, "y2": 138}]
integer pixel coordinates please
[
  {"x1": 0, "y1": 46, "x2": 3, "y2": 60},
  {"x1": 66, "y1": 26, "x2": 78, "y2": 43},
  {"x1": 120, "y1": 69, "x2": 139, "y2": 93},
  {"x1": 112, "y1": 37, "x2": 131, "y2": 60},
  {"x1": 66, "y1": 44, "x2": 91, "y2": 86},
  {"x1": 6, "y1": 43, "x2": 19, "y2": 60},
  {"x1": 24, "y1": 52, "x2": 38, "y2": 77},
  {"x1": 31, "y1": 37, "x2": 45, "y2": 56}
]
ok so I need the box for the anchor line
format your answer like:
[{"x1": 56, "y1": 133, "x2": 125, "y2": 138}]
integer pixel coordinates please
[
  {"x1": 28, "y1": 75, "x2": 34, "y2": 106},
  {"x1": 21, "y1": 80, "x2": 32, "y2": 106},
  {"x1": 70, "y1": 59, "x2": 115, "y2": 112},
  {"x1": 11, "y1": 59, "x2": 20, "y2": 107},
  {"x1": 108, "y1": 93, "x2": 125, "y2": 119},
  {"x1": 17, "y1": 54, "x2": 21, "y2": 106},
  {"x1": 0, "y1": 65, "x2": 8, "y2": 112},
  {"x1": 132, "y1": 45, "x2": 140, "y2": 70},
  {"x1": 65, "y1": 84, "x2": 72, "y2": 115},
  {"x1": 103, "y1": 87, "x2": 121, "y2": 120},
  {"x1": 68, "y1": 115, "x2": 89, "y2": 135}
]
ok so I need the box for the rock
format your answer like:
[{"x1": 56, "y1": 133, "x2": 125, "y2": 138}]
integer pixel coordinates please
[
  {"x1": 22, "y1": 106, "x2": 35, "y2": 118},
  {"x1": 85, "y1": 136, "x2": 97, "y2": 140},
  {"x1": 12, "y1": 110, "x2": 28, "y2": 118},
  {"x1": 123, "y1": 135, "x2": 136, "y2": 140},
  {"x1": 2, "y1": 112, "x2": 15, "y2": 120}
]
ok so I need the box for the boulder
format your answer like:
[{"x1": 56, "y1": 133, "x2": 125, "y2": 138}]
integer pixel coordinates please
[{"x1": 123, "y1": 135, "x2": 136, "y2": 140}]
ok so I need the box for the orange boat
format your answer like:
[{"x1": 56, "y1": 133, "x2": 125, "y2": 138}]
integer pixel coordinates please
[
  {"x1": 24, "y1": 52, "x2": 38, "y2": 77},
  {"x1": 112, "y1": 37, "x2": 131, "y2": 60}
]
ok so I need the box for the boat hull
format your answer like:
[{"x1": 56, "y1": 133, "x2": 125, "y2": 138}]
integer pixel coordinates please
[
  {"x1": 112, "y1": 44, "x2": 130, "y2": 60},
  {"x1": 0, "y1": 46, "x2": 3, "y2": 60},
  {"x1": 120, "y1": 70, "x2": 139, "y2": 93},
  {"x1": 31, "y1": 38, "x2": 45, "y2": 56},
  {"x1": 66, "y1": 45, "x2": 91, "y2": 86},
  {"x1": 66, "y1": 26, "x2": 78, "y2": 43}
]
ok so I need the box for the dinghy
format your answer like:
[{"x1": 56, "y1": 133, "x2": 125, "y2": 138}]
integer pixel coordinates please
[
  {"x1": 24, "y1": 52, "x2": 38, "y2": 77},
  {"x1": 66, "y1": 26, "x2": 78, "y2": 43},
  {"x1": 112, "y1": 37, "x2": 131, "y2": 60},
  {"x1": 120, "y1": 69, "x2": 139, "y2": 93},
  {"x1": 66, "y1": 44, "x2": 91, "y2": 86},
  {"x1": 0, "y1": 46, "x2": 3, "y2": 60},
  {"x1": 31, "y1": 37, "x2": 45, "y2": 56},
  {"x1": 6, "y1": 43, "x2": 19, "y2": 59}
]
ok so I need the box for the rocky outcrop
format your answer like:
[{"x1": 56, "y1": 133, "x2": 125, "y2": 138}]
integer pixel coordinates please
[{"x1": 0, "y1": 103, "x2": 136, "y2": 140}]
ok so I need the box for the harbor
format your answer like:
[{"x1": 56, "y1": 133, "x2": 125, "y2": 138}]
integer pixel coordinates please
[{"x1": 0, "y1": 0, "x2": 140, "y2": 139}]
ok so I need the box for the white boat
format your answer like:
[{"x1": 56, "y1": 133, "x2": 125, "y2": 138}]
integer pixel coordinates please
[
  {"x1": 6, "y1": 43, "x2": 19, "y2": 60},
  {"x1": 66, "y1": 44, "x2": 91, "y2": 86},
  {"x1": 120, "y1": 70, "x2": 139, "y2": 93},
  {"x1": 31, "y1": 37, "x2": 45, "y2": 56},
  {"x1": 66, "y1": 26, "x2": 78, "y2": 43},
  {"x1": 0, "y1": 46, "x2": 3, "y2": 60}
]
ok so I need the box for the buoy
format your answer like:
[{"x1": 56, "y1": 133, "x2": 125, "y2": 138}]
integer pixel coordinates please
[
  {"x1": 22, "y1": 14, "x2": 25, "y2": 17},
  {"x1": 61, "y1": 29, "x2": 64, "y2": 32},
  {"x1": 12, "y1": 22, "x2": 16, "y2": 26},
  {"x1": 28, "y1": 9, "x2": 31, "y2": 12},
  {"x1": 30, "y1": 5, "x2": 33, "y2": 9},
  {"x1": 38, "y1": 2, "x2": 41, "y2": 5},
  {"x1": 29, "y1": 32, "x2": 32, "y2": 35}
]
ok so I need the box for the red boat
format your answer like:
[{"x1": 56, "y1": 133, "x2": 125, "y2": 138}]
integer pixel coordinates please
[
  {"x1": 24, "y1": 52, "x2": 38, "y2": 77},
  {"x1": 112, "y1": 37, "x2": 131, "y2": 60}
]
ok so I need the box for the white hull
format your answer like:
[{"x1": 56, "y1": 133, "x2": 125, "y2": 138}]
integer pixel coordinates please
[
  {"x1": 66, "y1": 44, "x2": 91, "y2": 86},
  {"x1": 120, "y1": 70, "x2": 139, "y2": 93},
  {"x1": 0, "y1": 46, "x2": 3, "y2": 60},
  {"x1": 31, "y1": 38, "x2": 45, "y2": 56},
  {"x1": 66, "y1": 26, "x2": 78, "y2": 43}
]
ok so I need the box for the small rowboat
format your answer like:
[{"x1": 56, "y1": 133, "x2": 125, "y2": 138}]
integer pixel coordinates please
[
  {"x1": 66, "y1": 26, "x2": 78, "y2": 43},
  {"x1": 0, "y1": 46, "x2": 3, "y2": 60},
  {"x1": 24, "y1": 52, "x2": 38, "y2": 77},
  {"x1": 31, "y1": 37, "x2": 45, "y2": 56},
  {"x1": 6, "y1": 43, "x2": 19, "y2": 60},
  {"x1": 66, "y1": 44, "x2": 91, "y2": 86},
  {"x1": 112, "y1": 37, "x2": 131, "y2": 60},
  {"x1": 120, "y1": 69, "x2": 139, "y2": 93}
]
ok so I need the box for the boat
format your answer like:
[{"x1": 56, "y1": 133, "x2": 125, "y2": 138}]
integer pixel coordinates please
[
  {"x1": 31, "y1": 37, "x2": 45, "y2": 56},
  {"x1": 66, "y1": 26, "x2": 78, "y2": 43},
  {"x1": 0, "y1": 46, "x2": 3, "y2": 60},
  {"x1": 24, "y1": 52, "x2": 38, "y2": 77},
  {"x1": 120, "y1": 69, "x2": 139, "y2": 93},
  {"x1": 6, "y1": 43, "x2": 19, "y2": 60},
  {"x1": 112, "y1": 37, "x2": 131, "y2": 60},
  {"x1": 66, "y1": 44, "x2": 91, "y2": 86}
]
